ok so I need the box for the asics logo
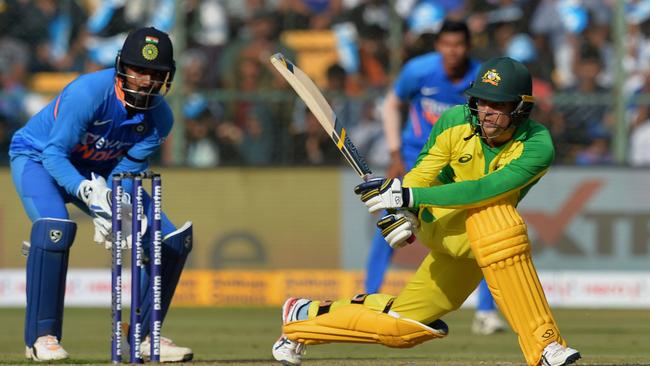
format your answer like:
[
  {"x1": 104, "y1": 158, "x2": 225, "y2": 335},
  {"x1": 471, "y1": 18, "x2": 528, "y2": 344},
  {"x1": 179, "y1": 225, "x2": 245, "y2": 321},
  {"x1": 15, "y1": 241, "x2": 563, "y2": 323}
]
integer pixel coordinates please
[
  {"x1": 274, "y1": 338, "x2": 290, "y2": 350},
  {"x1": 458, "y1": 154, "x2": 472, "y2": 163}
]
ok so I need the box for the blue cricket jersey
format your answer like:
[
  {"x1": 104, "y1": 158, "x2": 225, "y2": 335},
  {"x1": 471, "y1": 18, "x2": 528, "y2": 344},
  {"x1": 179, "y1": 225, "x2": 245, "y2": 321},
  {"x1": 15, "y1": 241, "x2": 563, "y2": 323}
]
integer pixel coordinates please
[
  {"x1": 9, "y1": 68, "x2": 173, "y2": 196},
  {"x1": 394, "y1": 52, "x2": 480, "y2": 158}
]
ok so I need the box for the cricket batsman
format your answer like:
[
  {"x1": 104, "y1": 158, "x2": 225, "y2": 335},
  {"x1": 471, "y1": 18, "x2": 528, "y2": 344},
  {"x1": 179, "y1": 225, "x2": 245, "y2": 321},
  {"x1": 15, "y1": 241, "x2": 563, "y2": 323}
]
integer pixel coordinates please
[
  {"x1": 272, "y1": 57, "x2": 581, "y2": 366},
  {"x1": 367, "y1": 19, "x2": 505, "y2": 335},
  {"x1": 10, "y1": 27, "x2": 192, "y2": 362}
]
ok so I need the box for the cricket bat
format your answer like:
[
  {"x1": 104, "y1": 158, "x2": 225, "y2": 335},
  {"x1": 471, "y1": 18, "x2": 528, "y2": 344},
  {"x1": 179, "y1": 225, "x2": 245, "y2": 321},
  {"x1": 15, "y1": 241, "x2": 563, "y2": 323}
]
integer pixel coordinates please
[{"x1": 269, "y1": 53, "x2": 372, "y2": 181}]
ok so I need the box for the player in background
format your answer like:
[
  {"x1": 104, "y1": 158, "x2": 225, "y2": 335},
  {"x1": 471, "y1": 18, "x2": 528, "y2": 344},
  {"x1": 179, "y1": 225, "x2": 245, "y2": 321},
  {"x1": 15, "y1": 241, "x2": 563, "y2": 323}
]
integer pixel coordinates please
[
  {"x1": 273, "y1": 57, "x2": 581, "y2": 366},
  {"x1": 9, "y1": 27, "x2": 193, "y2": 362},
  {"x1": 366, "y1": 19, "x2": 505, "y2": 335}
]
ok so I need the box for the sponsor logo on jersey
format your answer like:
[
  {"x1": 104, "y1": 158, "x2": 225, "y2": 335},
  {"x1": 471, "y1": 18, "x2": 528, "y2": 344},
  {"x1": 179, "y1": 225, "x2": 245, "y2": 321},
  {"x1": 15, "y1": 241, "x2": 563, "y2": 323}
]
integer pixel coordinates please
[
  {"x1": 420, "y1": 98, "x2": 453, "y2": 125},
  {"x1": 74, "y1": 133, "x2": 135, "y2": 162},
  {"x1": 81, "y1": 132, "x2": 133, "y2": 150}
]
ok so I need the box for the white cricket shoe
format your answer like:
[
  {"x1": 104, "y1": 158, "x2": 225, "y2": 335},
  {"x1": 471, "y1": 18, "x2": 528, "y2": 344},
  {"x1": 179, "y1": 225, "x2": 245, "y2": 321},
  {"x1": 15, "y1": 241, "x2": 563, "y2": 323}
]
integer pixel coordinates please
[
  {"x1": 140, "y1": 335, "x2": 193, "y2": 362},
  {"x1": 540, "y1": 341, "x2": 581, "y2": 366},
  {"x1": 471, "y1": 310, "x2": 507, "y2": 335},
  {"x1": 272, "y1": 297, "x2": 311, "y2": 365},
  {"x1": 25, "y1": 335, "x2": 69, "y2": 361}
]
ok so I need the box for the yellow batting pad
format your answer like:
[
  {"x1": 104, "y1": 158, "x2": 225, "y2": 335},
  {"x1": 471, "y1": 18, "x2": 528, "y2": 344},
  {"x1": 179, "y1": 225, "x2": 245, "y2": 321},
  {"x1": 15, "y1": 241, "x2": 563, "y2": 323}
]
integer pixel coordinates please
[
  {"x1": 467, "y1": 200, "x2": 564, "y2": 366},
  {"x1": 283, "y1": 304, "x2": 446, "y2": 348}
]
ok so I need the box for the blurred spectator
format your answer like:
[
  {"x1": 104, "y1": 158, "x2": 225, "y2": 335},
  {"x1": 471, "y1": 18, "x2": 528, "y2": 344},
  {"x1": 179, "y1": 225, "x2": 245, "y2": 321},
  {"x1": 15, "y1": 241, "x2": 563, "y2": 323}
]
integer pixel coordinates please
[
  {"x1": 0, "y1": 38, "x2": 30, "y2": 131},
  {"x1": 574, "y1": 136, "x2": 614, "y2": 165},
  {"x1": 357, "y1": 24, "x2": 390, "y2": 89},
  {"x1": 12, "y1": 0, "x2": 88, "y2": 72},
  {"x1": 291, "y1": 63, "x2": 362, "y2": 138},
  {"x1": 184, "y1": 0, "x2": 229, "y2": 88},
  {"x1": 181, "y1": 49, "x2": 211, "y2": 93},
  {"x1": 348, "y1": 99, "x2": 389, "y2": 169},
  {"x1": 184, "y1": 94, "x2": 220, "y2": 168},
  {"x1": 630, "y1": 118, "x2": 650, "y2": 166},
  {"x1": 403, "y1": 1, "x2": 445, "y2": 61},
  {"x1": 85, "y1": 0, "x2": 174, "y2": 70},
  {"x1": 530, "y1": 0, "x2": 587, "y2": 88},
  {"x1": 219, "y1": 8, "x2": 296, "y2": 90},
  {"x1": 277, "y1": 0, "x2": 343, "y2": 30},
  {"x1": 346, "y1": 0, "x2": 391, "y2": 37},
  {"x1": 0, "y1": 115, "x2": 10, "y2": 165},
  {"x1": 556, "y1": 44, "x2": 613, "y2": 163},
  {"x1": 623, "y1": 1, "x2": 650, "y2": 96},
  {"x1": 629, "y1": 76, "x2": 650, "y2": 166},
  {"x1": 292, "y1": 107, "x2": 342, "y2": 165},
  {"x1": 467, "y1": 0, "x2": 525, "y2": 61},
  {"x1": 504, "y1": 32, "x2": 571, "y2": 161},
  {"x1": 220, "y1": 55, "x2": 275, "y2": 165}
]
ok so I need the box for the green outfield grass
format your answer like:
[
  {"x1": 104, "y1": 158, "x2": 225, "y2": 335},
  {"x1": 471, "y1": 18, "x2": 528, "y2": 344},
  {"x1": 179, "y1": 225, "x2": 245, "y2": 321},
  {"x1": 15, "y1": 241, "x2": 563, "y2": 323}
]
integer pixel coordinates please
[{"x1": 0, "y1": 307, "x2": 648, "y2": 365}]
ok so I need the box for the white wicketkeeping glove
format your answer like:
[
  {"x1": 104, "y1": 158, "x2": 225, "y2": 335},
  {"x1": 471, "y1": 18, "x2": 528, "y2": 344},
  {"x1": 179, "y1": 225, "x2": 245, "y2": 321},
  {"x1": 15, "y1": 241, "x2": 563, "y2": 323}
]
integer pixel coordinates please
[
  {"x1": 91, "y1": 202, "x2": 148, "y2": 250},
  {"x1": 355, "y1": 178, "x2": 414, "y2": 214},
  {"x1": 376, "y1": 210, "x2": 419, "y2": 249},
  {"x1": 77, "y1": 173, "x2": 112, "y2": 219}
]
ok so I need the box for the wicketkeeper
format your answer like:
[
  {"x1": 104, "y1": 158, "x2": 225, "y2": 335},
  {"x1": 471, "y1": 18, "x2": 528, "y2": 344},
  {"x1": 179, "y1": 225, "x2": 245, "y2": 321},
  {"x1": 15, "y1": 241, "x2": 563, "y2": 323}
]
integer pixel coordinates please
[
  {"x1": 272, "y1": 57, "x2": 581, "y2": 366},
  {"x1": 10, "y1": 27, "x2": 193, "y2": 362}
]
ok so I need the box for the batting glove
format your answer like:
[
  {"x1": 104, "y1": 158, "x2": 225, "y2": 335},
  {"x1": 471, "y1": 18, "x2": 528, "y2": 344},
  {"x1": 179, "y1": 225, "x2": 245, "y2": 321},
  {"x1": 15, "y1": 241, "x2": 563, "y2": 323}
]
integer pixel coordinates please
[
  {"x1": 354, "y1": 178, "x2": 413, "y2": 214},
  {"x1": 377, "y1": 211, "x2": 419, "y2": 249}
]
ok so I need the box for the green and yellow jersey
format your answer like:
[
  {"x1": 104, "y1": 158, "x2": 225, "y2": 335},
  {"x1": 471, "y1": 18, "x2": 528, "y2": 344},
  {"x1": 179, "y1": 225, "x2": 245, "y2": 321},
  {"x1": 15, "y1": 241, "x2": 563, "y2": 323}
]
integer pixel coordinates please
[{"x1": 403, "y1": 105, "x2": 554, "y2": 210}]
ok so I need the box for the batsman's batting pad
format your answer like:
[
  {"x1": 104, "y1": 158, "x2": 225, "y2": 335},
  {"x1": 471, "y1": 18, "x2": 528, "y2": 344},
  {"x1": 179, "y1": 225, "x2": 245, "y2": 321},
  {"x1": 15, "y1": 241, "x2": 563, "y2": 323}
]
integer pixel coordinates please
[
  {"x1": 466, "y1": 200, "x2": 564, "y2": 366},
  {"x1": 25, "y1": 218, "x2": 77, "y2": 347},
  {"x1": 283, "y1": 304, "x2": 446, "y2": 348}
]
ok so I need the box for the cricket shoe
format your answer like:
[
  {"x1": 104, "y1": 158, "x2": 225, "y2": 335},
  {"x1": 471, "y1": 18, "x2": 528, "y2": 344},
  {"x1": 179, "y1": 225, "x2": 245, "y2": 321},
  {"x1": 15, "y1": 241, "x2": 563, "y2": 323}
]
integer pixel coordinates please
[
  {"x1": 272, "y1": 297, "x2": 311, "y2": 365},
  {"x1": 471, "y1": 310, "x2": 506, "y2": 335},
  {"x1": 539, "y1": 341, "x2": 581, "y2": 366},
  {"x1": 140, "y1": 335, "x2": 193, "y2": 362},
  {"x1": 25, "y1": 335, "x2": 69, "y2": 361}
]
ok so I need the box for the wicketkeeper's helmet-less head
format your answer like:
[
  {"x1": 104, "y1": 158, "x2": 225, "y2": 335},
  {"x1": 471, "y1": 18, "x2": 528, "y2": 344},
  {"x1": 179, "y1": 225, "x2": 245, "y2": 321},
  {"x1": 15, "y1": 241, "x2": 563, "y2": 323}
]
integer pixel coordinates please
[
  {"x1": 115, "y1": 27, "x2": 175, "y2": 110},
  {"x1": 464, "y1": 57, "x2": 535, "y2": 139}
]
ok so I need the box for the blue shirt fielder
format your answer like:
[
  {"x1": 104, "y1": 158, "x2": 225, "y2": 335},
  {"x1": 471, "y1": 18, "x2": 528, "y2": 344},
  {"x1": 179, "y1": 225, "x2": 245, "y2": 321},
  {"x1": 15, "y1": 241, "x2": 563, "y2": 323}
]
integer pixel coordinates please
[
  {"x1": 10, "y1": 27, "x2": 194, "y2": 362},
  {"x1": 394, "y1": 52, "x2": 480, "y2": 166}
]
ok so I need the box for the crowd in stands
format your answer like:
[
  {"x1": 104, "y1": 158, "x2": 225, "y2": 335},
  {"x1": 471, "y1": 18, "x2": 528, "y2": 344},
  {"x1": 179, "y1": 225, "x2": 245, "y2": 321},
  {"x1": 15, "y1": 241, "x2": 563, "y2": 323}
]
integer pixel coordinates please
[{"x1": 2, "y1": 0, "x2": 650, "y2": 168}]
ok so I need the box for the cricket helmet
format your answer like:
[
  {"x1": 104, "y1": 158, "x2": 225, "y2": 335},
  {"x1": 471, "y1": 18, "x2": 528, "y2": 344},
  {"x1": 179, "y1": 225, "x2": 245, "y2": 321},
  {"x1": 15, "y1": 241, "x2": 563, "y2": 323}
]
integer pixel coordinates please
[
  {"x1": 465, "y1": 57, "x2": 535, "y2": 126},
  {"x1": 115, "y1": 27, "x2": 176, "y2": 110}
]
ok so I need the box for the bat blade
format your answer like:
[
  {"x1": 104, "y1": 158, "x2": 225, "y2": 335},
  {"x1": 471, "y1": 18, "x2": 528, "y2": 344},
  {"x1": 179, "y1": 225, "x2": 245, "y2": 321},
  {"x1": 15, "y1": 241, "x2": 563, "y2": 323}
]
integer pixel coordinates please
[{"x1": 270, "y1": 53, "x2": 372, "y2": 181}]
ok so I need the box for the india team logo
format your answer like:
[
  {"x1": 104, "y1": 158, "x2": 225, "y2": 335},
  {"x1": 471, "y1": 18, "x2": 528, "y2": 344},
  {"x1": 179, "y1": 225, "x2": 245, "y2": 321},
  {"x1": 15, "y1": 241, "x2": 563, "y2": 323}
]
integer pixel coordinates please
[
  {"x1": 142, "y1": 36, "x2": 159, "y2": 61},
  {"x1": 481, "y1": 69, "x2": 501, "y2": 86}
]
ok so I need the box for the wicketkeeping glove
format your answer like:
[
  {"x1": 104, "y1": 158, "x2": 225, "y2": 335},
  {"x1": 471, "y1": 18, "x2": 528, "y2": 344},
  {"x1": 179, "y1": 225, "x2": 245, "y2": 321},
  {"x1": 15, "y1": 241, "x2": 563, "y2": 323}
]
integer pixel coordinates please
[
  {"x1": 354, "y1": 177, "x2": 413, "y2": 214},
  {"x1": 77, "y1": 173, "x2": 112, "y2": 219},
  {"x1": 92, "y1": 204, "x2": 148, "y2": 250},
  {"x1": 376, "y1": 210, "x2": 419, "y2": 248}
]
